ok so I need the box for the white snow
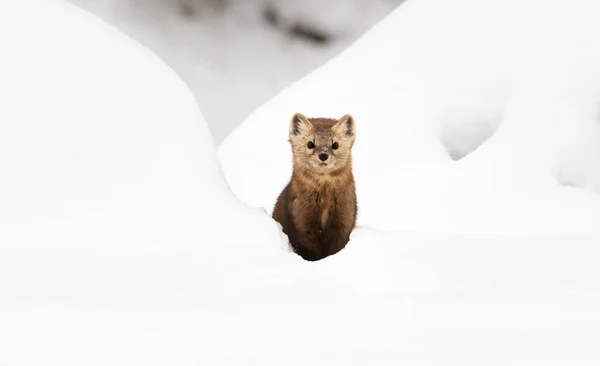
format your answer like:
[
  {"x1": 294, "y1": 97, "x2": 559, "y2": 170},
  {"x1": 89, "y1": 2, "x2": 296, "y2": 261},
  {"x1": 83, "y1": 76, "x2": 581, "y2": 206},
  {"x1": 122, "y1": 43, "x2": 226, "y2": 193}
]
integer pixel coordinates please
[
  {"x1": 1, "y1": 0, "x2": 600, "y2": 365},
  {"x1": 0, "y1": 0, "x2": 281, "y2": 248},
  {"x1": 219, "y1": 0, "x2": 600, "y2": 235}
]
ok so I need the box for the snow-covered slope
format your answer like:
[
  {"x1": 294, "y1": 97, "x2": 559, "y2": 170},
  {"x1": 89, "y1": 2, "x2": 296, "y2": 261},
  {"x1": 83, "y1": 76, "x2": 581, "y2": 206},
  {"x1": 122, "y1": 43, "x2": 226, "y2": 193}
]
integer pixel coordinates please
[
  {"x1": 0, "y1": 0, "x2": 281, "y2": 248},
  {"x1": 3, "y1": 228, "x2": 600, "y2": 365},
  {"x1": 219, "y1": 0, "x2": 600, "y2": 235}
]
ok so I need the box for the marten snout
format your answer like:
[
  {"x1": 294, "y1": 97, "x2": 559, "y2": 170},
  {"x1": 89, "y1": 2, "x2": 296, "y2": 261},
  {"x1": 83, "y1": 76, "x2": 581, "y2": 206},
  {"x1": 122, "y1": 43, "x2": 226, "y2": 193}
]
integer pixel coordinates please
[{"x1": 318, "y1": 153, "x2": 329, "y2": 161}]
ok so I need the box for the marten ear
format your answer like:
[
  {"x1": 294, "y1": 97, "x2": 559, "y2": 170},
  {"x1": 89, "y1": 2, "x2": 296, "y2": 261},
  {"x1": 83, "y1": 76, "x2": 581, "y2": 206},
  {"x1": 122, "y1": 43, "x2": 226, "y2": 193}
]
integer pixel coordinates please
[
  {"x1": 290, "y1": 113, "x2": 312, "y2": 136},
  {"x1": 334, "y1": 114, "x2": 355, "y2": 137}
]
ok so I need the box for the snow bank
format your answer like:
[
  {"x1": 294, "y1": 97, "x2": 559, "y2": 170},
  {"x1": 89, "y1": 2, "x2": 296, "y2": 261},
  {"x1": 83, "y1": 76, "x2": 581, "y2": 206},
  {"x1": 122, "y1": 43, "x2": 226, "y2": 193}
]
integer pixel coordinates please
[
  {"x1": 3, "y1": 229, "x2": 599, "y2": 365},
  {"x1": 219, "y1": 0, "x2": 600, "y2": 234},
  {"x1": 0, "y1": 0, "x2": 281, "y2": 247},
  {"x1": 0, "y1": 1, "x2": 289, "y2": 363}
]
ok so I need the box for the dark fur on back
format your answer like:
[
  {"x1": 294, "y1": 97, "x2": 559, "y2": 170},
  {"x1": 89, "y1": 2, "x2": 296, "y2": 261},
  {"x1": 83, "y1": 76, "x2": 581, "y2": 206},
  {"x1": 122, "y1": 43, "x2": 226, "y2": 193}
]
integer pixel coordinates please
[{"x1": 273, "y1": 113, "x2": 357, "y2": 261}]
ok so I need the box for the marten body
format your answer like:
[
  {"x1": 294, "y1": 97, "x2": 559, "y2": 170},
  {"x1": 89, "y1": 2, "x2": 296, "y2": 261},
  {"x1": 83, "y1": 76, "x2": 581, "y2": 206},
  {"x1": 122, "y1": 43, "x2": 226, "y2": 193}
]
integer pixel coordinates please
[{"x1": 273, "y1": 113, "x2": 357, "y2": 261}]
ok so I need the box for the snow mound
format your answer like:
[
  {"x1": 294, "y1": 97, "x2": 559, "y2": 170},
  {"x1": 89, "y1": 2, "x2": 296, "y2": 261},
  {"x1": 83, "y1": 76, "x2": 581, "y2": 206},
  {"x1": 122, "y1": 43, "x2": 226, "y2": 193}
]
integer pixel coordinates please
[
  {"x1": 2, "y1": 230, "x2": 599, "y2": 365},
  {"x1": 219, "y1": 0, "x2": 600, "y2": 234},
  {"x1": 0, "y1": 0, "x2": 281, "y2": 246}
]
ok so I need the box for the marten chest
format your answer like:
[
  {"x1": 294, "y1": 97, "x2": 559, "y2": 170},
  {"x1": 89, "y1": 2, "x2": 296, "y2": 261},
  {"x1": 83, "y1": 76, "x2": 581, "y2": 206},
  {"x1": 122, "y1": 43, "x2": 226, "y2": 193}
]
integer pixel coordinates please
[{"x1": 298, "y1": 185, "x2": 338, "y2": 231}]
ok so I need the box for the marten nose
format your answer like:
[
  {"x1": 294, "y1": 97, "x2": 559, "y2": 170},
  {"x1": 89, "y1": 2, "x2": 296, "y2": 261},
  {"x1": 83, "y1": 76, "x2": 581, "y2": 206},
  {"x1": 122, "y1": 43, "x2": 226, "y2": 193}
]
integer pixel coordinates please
[{"x1": 318, "y1": 153, "x2": 328, "y2": 161}]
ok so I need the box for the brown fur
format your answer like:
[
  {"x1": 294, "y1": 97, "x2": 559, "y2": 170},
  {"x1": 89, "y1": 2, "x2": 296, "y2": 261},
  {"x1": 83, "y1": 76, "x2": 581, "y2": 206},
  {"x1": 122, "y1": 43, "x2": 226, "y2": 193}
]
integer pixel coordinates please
[{"x1": 273, "y1": 113, "x2": 357, "y2": 261}]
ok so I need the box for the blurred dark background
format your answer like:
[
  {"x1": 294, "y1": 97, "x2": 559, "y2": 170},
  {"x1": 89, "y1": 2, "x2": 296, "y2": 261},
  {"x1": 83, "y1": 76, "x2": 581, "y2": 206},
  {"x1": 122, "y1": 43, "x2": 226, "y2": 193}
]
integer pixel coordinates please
[{"x1": 70, "y1": 0, "x2": 406, "y2": 142}]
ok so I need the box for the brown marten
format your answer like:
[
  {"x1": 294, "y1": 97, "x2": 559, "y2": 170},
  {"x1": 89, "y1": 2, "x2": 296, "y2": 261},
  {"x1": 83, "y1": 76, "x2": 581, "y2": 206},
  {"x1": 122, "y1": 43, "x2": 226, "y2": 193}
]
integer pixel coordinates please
[{"x1": 273, "y1": 113, "x2": 357, "y2": 261}]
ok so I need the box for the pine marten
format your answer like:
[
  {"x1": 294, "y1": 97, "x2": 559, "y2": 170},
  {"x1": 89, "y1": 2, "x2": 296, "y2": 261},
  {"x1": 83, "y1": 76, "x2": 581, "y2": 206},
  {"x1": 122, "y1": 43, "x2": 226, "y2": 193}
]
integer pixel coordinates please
[{"x1": 273, "y1": 113, "x2": 357, "y2": 261}]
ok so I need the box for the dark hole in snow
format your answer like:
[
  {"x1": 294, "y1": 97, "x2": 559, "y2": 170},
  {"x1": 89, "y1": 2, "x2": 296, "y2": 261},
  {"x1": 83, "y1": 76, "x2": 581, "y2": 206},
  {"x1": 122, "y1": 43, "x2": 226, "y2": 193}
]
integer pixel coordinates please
[
  {"x1": 263, "y1": 5, "x2": 331, "y2": 45},
  {"x1": 288, "y1": 23, "x2": 331, "y2": 45},
  {"x1": 179, "y1": 0, "x2": 226, "y2": 18},
  {"x1": 263, "y1": 6, "x2": 278, "y2": 27},
  {"x1": 557, "y1": 174, "x2": 578, "y2": 188},
  {"x1": 179, "y1": 3, "x2": 196, "y2": 18},
  {"x1": 441, "y1": 122, "x2": 497, "y2": 161}
]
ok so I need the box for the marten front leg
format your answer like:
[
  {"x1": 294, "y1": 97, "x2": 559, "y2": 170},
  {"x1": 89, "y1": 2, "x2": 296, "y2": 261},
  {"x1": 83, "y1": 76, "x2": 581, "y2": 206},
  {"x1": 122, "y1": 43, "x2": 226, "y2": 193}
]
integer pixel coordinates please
[{"x1": 321, "y1": 216, "x2": 352, "y2": 257}]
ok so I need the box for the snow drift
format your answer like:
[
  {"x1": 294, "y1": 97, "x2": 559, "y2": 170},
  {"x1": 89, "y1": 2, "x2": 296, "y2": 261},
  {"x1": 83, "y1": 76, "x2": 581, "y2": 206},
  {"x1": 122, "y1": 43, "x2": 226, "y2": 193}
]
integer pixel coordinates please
[
  {"x1": 219, "y1": 0, "x2": 600, "y2": 234},
  {"x1": 0, "y1": 0, "x2": 280, "y2": 248}
]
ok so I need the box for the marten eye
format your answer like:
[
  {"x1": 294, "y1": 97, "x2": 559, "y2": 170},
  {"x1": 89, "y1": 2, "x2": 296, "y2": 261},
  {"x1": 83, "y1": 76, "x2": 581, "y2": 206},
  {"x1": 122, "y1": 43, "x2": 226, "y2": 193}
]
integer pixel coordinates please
[
  {"x1": 332, "y1": 142, "x2": 339, "y2": 150},
  {"x1": 307, "y1": 141, "x2": 315, "y2": 149}
]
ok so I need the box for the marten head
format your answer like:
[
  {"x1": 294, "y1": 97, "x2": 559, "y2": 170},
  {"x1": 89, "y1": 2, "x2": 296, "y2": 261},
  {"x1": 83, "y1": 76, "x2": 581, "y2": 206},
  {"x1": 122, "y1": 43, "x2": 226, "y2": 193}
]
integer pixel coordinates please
[{"x1": 289, "y1": 113, "x2": 356, "y2": 175}]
